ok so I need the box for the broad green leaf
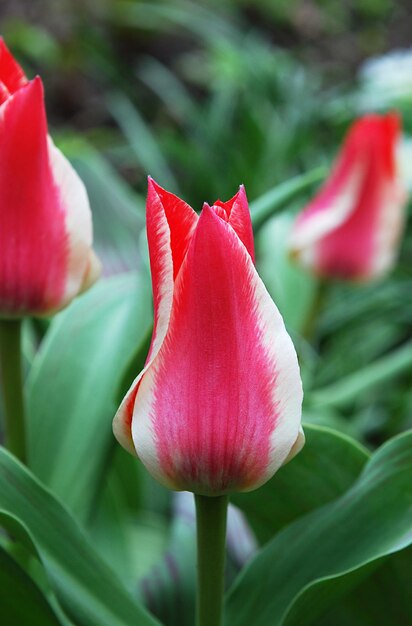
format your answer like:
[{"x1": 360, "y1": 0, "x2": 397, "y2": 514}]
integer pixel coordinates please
[
  {"x1": 90, "y1": 446, "x2": 169, "y2": 589},
  {"x1": 0, "y1": 546, "x2": 63, "y2": 626},
  {"x1": 231, "y1": 424, "x2": 368, "y2": 544},
  {"x1": 256, "y1": 213, "x2": 317, "y2": 333},
  {"x1": 0, "y1": 447, "x2": 160, "y2": 626},
  {"x1": 317, "y1": 546, "x2": 412, "y2": 626},
  {"x1": 27, "y1": 273, "x2": 152, "y2": 521},
  {"x1": 226, "y1": 430, "x2": 412, "y2": 626},
  {"x1": 0, "y1": 511, "x2": 73, "y2": 626},
  {"x1": 250, "y1": 167, "x2": 326, "y2": 232},
  {"x1": 310, "y1": 340, "x2": 412, "y2": 408}
]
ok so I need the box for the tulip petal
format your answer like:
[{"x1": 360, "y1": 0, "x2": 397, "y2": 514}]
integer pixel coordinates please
[
  {"x1": 47, "y1": 138, "x2": 97, "y2": 307},
  {"x1": 0, "y1": 78, "x2": 68, "y2": 315},
  {"x1": 0, "y1": 38, "x2": 27, "y2": 102},
  {"x1": 213, "y1": 185, "x2": 255, "y2": 261},
  {"x1": 315, "y1": 115, "x2": 404, "y2": 279},
  {"x1": 290, "y1": 114, "x2": 407, "y2": 280},
  {"x1": 131, "y1": 206, "x2": 303, "y2": 494},
  {"x1": 289, "y1": 153, "x2": 365, "y2": 254},
  {"x1": 113, "y1": 178, "x2": 198, "y2": 453},
  {"x1": 0, "y1": 77, "x2": 98, "y2": 316}
]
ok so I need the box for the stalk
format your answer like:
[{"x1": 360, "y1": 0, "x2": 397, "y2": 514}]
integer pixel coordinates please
[
  {"x1": 195, "y1": 494, "x2": 228, "y2": 626},
  {"x1": 0, "y1": 319, "x2": 26, "y2": 462}
]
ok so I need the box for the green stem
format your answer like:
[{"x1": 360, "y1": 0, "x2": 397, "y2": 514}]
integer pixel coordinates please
[
  {"x1": 195, "y1": 494, "x2": 228, "y2": 626},
  {"x1": 0, "y1": 319, "x2": 26, "y2": 462},
  {"x1": 301, "y1": 280, "x2": 328, "y2": 342}
]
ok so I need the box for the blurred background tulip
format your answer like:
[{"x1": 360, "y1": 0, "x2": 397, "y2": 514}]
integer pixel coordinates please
[
  {"x1": 0, "y1": 39, "x2": 100, "y2": 318},
  {"x1": 289, "y1": 113, "x2": 408, "y2": 282}
]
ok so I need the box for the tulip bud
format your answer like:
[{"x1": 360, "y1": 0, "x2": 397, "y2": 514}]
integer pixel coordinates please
[
  {"x1": 113, "y1": 178, "x2": 303, "y2": 496},
  {"x1": 289, "y1": 113, "x2": 408, "y2": 282},
  {"x1": 0, "y1": 39, "x2": 100, "y2": 317}
]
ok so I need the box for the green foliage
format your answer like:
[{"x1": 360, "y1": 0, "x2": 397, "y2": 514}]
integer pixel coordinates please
[
  {"x1": 231, "y1": 425, "x2": 369, "y2": 544},
  {"x1": 27, "y1": 273, "x2": 152, "y2": 521},
  {"x1": 226, "y1": 430, "x2": 412, "y2": 626},
  {"x1": 0, "y1": 546, "x2": 63, "y2": 626},
  {"x1": 0, "y1": 449, "x2": 160, "y2": 626}
]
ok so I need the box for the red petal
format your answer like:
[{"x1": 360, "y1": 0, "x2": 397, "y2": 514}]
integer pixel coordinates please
[
  {"x1": 0, "y1": 78, "x2": 68, "y2": 315},
  {"x1": 290, "y1": 113, "x2": 406, "y2": 280},
  {"x1": 0, "y1": 39, "x2": 28, "y2": 104},
  {"x1": 148, "y1": 178, "x2": 198, "y2": 281},
  {"x1": 317, "y1": 114, "x2": 403, "y2": 279},
  {"x1": 213, "y1": 185, "x2": 255, "y2": 261},
  {"x1": 146, "y1": 177, "x2": 198, "y2": 355}
]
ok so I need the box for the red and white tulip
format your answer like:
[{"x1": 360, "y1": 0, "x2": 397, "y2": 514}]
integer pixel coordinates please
[
  {"x1": 0, "y1": 39, "x2": 100, "y2": 317},
  {"x1": 113, "y1": 179, "x2": 303, "y2": 496},
  {"x1": 289, "y1": 113, "x2": 407, "y2": 281}
]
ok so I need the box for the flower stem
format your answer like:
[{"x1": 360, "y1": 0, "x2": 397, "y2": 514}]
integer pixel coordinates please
[
  {"x1": 301, "y1": 280, "x2": 328, "y2": 342},
  {"x1": 0, "y1": 319, "x2": 26, "y2": 462},
  {"x1": 195, "y1": 494, "x2": 228, "y2": 626}
]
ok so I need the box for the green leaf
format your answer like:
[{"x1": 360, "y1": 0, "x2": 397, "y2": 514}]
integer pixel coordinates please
[
  {"x1": 0, "y1": 511, "x2": 73, "y2": 626},
  {"x1": 89, "y1": 446, "x2": 169, "y2": 589},
  {"x1": 250, "y1": 167, "x2": 326, "y2": 232},
  {"x1": 0, "y1": 545, "x2": 63, "y2": 626},
  {"x1": 231, "y1": 425, "x2": 368, "y2": 544},
  {"x1": 0, "y1": 447, "x2": 160, "y2": 626},
  {"x1": 318, "y1": 547, "x2": 412, "y2": 626},
  {"x1": 310, "y1": 340, "x2": 412, "y2": 408},
  {"x1": 27, "y1": 273, "x2": 152, "y2": 521},
  {"x1": 256, "y1": 213, "x2": 318, "y2": 333},
  {"x1": 226, "y1": 430, "x2": 412, "y2": 626}
]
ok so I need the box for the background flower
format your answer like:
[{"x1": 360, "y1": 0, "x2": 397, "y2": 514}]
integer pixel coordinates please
[
  {"x1": 0, "y1": 39, "x2": 99, "y2": 317},
  {"x1": 289, "y1": 113, "x2": 408, "y2": 281}
]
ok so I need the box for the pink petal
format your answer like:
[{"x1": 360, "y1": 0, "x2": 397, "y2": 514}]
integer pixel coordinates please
[{"x1": 131, "y1": 206, "x2": 302, "y2": 494}]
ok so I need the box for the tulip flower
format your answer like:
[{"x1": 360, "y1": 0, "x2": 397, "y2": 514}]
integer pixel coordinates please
[
  {"x1": 113, "y1": 178, "x2": 303, "y2": 496},
  {"x1": 0, "y1": 39, "x2": 100, "y2": 317},
  {"x1": 289, "y1": 113, "x2": 407, "y2": 281}
]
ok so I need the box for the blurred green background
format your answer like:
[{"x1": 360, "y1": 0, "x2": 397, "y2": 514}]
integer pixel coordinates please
[{"x1": 2, "y1": 3, "x2": 412, "y2": 625}]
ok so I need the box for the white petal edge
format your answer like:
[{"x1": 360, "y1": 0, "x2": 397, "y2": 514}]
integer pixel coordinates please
[
  {"x1": 47, "y1": 137, "x2": 97, "y2": 307},
  {"x1": 112, "y1": 184, "x2": 176, "y2": 455}
]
